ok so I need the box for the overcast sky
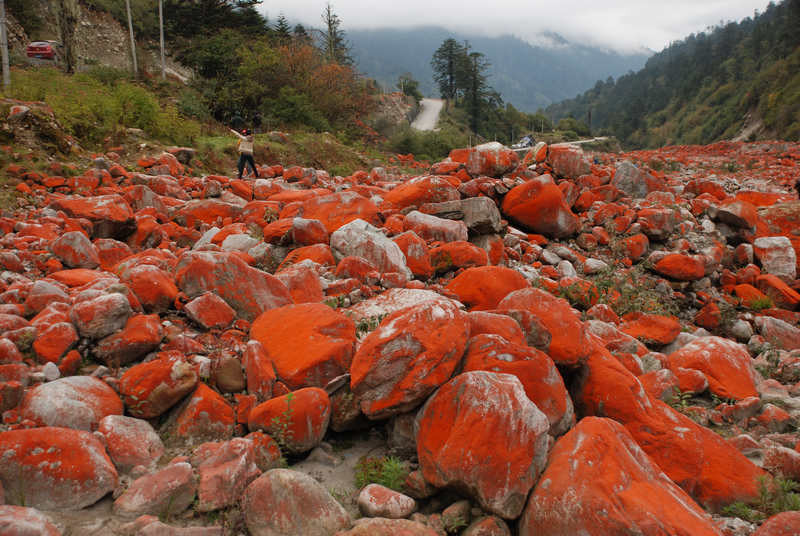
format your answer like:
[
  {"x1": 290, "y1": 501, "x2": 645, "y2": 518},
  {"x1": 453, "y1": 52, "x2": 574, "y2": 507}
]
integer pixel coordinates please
[{"x1": 260, "y1": 0, "x2": 774, "y2": 53}]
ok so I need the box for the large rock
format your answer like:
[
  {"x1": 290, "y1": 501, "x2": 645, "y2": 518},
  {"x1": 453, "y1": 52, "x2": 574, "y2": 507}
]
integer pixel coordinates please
[
  {"x1": 248, "y1": 388, "x2": 331, "y2": 454},
  {"x1": 113, "y1": 462, "x2": 196, "y2": 518},
  {"x1": 242, "y1": 469, "x2": 351, "y2": 536},
  {"x1": 500, "y1": 174, "x2": 579, "y2": 238},
  {"x1": 295, "y1": 192, "x2": 381, "y2": 234},
  {"x1": 250, "y1": 304, "x2": 356, "y2": 390},
  {"x1": 461, "y1": 334, "x2": 574, "y2": 436},
  {"x1": 0, "y1": 506, "x2": 61, "y2": 536},
  {"x1": 666, "y1": 336, "x2": 758, "y2": 400},
  {"x1": 175, "y1": 251, "x2": 293, "y2": 321},
  {"x1": 350, "y1": 299, "x2": 470, "y2": 419},
  {"x1": 119, "y1": 355, "x2": 198, "y2": 418},
  {"x1": 753, "y1": 511, "x2": 800, "y2": 536},
  {"x1": 450, "y1": 142, "x2": 519, "y2": 178},
  {"x1": 94, "y1": 314, "x2": 163, "y2": 367},
  {"x1": 404, "y1": 210, "x2": 468, "y2": 243},
  {"x1": 415, "y1": 372, "x2": 550, "y2": 519},
  {"x1": 336, "y1": 518, "x2": 438, "y2": 535},
  {"x1": 446, "y1": 266, "x2": 530, "y2": 311},
  {"x1": 50, "y1": 231, "x2": 100, "y2": 269},
  {"x1": 70, "y1": 292, "x2": 133, "y2": 339},
  {"x1": 611, "y1": 160, "x2": 652, "y2": 199},
  {"x1": 548, "y1": 145, "x2": 590, "y2": 180},
  {"x1": 497, "y1": 288, "x2": 589, "y2": 366},
  {"x1": 383, "y1": 175, "x2": 460, "y2": 209},
  {"x1": 97, "y1": 415, "x2": 165, "y2": 472},
  {"x1": 49, "y1": 194, "x2": 136, "y2": 239},
  {"x1": 754, "y1": 236, "x2": 797, "y2": 282},
  {"x1": 0, "y1": 427, "x2": 118, "y2": 510},
  {"x1": 575, "y1": 341, "x2": 766, "y2": 510},
  {"x1": 518, "y1": 417, "x2": 721, "y2": 535},
  {"x1": 18, "y1": 376, "x2": 123, "y2": 431},
  {"x1": 191, "y1": 437, "x2": 262, "y2": 511},
  {"x1": 330, "y1": 219, "x2": 412, "y2": 280}
]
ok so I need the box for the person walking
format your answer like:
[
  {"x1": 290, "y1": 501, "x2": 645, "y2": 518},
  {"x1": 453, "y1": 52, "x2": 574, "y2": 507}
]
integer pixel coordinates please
[{"x1": 230, "y1": 128, "x2": 259, "y2": 179}]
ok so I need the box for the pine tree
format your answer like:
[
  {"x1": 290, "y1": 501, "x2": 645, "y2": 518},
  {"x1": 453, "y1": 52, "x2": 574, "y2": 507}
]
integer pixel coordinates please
[
  {"x1": 321, "y1": 3, "x2": 352, "y2": 65},
  {"x1": 293, "y1": 23, "x2": 311, "y2": 44},
  {"x1": 274, "y1": 14, "x2": 291, "y2": 44},
  {"x1": 464, "y1": 51, "x2": 491, "y2": 133},
  {"x1": 431, "y1": 38, "x2": 466, "y2": 106}
]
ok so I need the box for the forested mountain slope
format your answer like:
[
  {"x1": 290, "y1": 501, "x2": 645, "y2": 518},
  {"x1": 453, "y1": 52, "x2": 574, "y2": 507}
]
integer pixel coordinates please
[{"x1": 547, "y1": 0, "x2": 800, "y2": 148}]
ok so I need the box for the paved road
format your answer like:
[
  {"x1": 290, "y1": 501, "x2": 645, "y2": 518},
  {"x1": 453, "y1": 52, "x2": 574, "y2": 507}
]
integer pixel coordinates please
[
  {"x1": 510, "y1": 136, "x2": 609, "y2": 152},
  {"x1": 411, "y1": 98, "x2": 444, "y2": 131}
]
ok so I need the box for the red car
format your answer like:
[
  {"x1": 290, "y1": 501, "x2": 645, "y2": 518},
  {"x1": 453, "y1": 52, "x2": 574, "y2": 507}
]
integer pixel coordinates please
[{"x1": 26, "y1": 41, "x2": 60, "y2": 61}]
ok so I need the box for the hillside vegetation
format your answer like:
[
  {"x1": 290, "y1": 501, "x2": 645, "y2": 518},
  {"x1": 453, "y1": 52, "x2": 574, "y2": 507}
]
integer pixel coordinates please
[{"x1": 547, "y1": 0, "x2": 800, "y2": 148}]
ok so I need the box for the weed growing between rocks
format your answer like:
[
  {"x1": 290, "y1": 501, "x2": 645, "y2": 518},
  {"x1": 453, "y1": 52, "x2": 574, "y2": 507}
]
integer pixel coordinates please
[
  {"x1": 722, "y1": 477, "x2": 800, "y2": 522},
  {"x1": 354, "y1": 455, "x2": 410, "y2": 492}
]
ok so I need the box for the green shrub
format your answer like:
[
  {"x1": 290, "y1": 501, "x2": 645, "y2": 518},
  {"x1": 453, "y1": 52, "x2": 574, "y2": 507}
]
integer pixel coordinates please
[{"x1": 354, "y1": 456, "x2": 409, "y2": 491}]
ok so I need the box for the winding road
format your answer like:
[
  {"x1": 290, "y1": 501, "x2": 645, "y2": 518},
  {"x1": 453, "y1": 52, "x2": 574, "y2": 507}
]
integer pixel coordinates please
[{"x1": 411, "y1": 98, "x2": 444, "y2": 131}]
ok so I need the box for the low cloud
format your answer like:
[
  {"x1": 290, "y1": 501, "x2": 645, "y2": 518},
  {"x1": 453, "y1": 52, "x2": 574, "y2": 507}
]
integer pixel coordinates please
[{"x1": 261, "y1": 0, "x2": 773, "y2": 53}]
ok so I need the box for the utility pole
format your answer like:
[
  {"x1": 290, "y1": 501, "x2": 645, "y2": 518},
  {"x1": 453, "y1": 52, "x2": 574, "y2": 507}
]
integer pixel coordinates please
[
  {"x1": 125, "y1": 0, "x2": 137, "y2": 76},
  {"x1": 158, "y1": 0, "x2": 165, "y2": 80},
  {"x1": 0, "y1": 0, "x2": 10, "y2": 89}
]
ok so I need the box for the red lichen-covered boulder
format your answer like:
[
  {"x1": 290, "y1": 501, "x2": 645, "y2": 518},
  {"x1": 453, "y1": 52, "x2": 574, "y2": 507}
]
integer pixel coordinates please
[
  {"x1": 350, "y1": 300, "x2": 470, "y2": 419},
  {"x1": 330, "y1": 219, "x2": 413, "y2": 280},
  {"x1": 548, "y1": 145, "x2": 590, "y2": 180},
  {"x1": 416, "y1": 371, "x2": 550, "y2": 519},
  {"x1": 467, "y1": 311, "x2": 527, "y2": 346},
  {"x1": 498, "y1": 288, "x2": 589, "y2": 366},
  {"x1": 274, "y1": 261, "x2": 325, "y2": 304},
  {"x1": 338, "y1": 518, "x2": 438, "y2": 536},
  {"x1": 49, "y1": 194, "x2": 136, "y2": 239},
  {"x1": 171, "y1": 199, "x2": 242, "y2": 227},
  {"x1": 518, "y1": 417, "x2": 721, "y2": 536},
  {"x1": 446, "y1": 266, "x2": 530, "y2": 311},
  {"x1": 18, "y1": 376, "x2": 123, "y2": 431},
  {"x1": 450, "y1": 142, "x2": 519, "y2": 178},
  {"x1": 753, "y1": 511, "x2": 800, "y2": 536},
  {"x1": 112, "y1": 461, "x2": 196, "y2": 518},
  {"x1": 756, "y1": 274, "x2": 800, "y2": 310},
  {"x1": 97, "y1": 414, "x2": 165, "y2": 472},
  {"x1": 500, "y1": 174, "x2": 579, "y2": 238},
  {"x1": 94, "y1": 314, "x2": 163, "y2": 366},
  {"x1": 121, "y1": 264, "x2": 178, "y2": 314},
  {"x1": 383, "y1": 175, "x2": 460, "y2": 209},
  {"x1": 620, "y1": 313, "x2": 682, "y2": 346},
  {"x1": 462, "y1": 334, "x2": 574, "y2": 436},
  {"x1": 392, "y1": 231, "x2": 433, "y2": 280},
  {"x1": 70, "y1": 292, "x2": 133, "y2": 340},
  {"x1": 118, "y1": 355, "x2": 198, "y2": 418},
  {"x1": 262, "y1": 217, "x2": 329, "y2": 246},
  {"x1": 175, "y1": 251, "x2": 293, "y2": 322},
  {"x1": 250, "y1": 303, "x2": 356, "y2": 390},
  {"x1": 652, "y1": 253, "x2": 706, "y2": 281},
  {"x1": 191, "y1": 437, "x2": 262, "y2": 511},
  {"x1": 666, "y1": 336, "x2": 758, "y2": 401},
  {"x1": 32, "y1": 321, "x2": 78, "y2": 363},
  {"x1": 243, "y1": 340, "x2": 276, "y2": 401},
  {"x1": 0, "y1": 427, "x2": 118, "y2": 510},
  {"x1": 50, "y1": 230, "x2": 100, "y2": 269},
  {"x1": 429, "y1": 241, "x2": 489, "y2": 274},
  {"x1": 248, "y1": 388, "x2": 331, "y2": 454},
  {"x1": 173, "y1": 383, "x2": 235, "y2": 442},
  {"x1": 576, "y1": 341, "x2": 766, "y2": 510},
  {"x1": 184, "y1": 292, "x2": 236, "y2": 330},
  {"x1": 242, "y1": 469, "x2": 351, "y2": 536},
  {"x1": 294, "y1": 191, "x2": 380, "y2": 234}
]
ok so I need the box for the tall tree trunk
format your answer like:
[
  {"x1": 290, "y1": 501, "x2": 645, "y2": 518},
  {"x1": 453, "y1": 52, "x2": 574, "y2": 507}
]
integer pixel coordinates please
[
  {"x1": 0, "y1": 0, "x2": 10, "y2": 89},
  {"x1": 58, "y1": 0, "x2": 78, "y2": 73},
  {"x1": 159, "y1": 0, "x2": 165, "y2": 80},
  {"x1": 125, "y1": 0, "x2": 137, "y2": 76}
]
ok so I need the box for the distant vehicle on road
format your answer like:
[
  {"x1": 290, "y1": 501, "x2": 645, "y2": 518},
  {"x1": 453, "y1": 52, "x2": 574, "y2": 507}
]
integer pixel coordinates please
[
  {"x1": 511, "y1": 134, "x2": 535, "y2": 149},
  {"x1": 26, "y1": 41, "x2": 62, "y2": 64}
]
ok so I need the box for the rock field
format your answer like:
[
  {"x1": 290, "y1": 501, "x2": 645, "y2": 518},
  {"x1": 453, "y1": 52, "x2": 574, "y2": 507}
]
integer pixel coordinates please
[{"x1": 0, "y1": 136, "x2": 799, "y2": 535}]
